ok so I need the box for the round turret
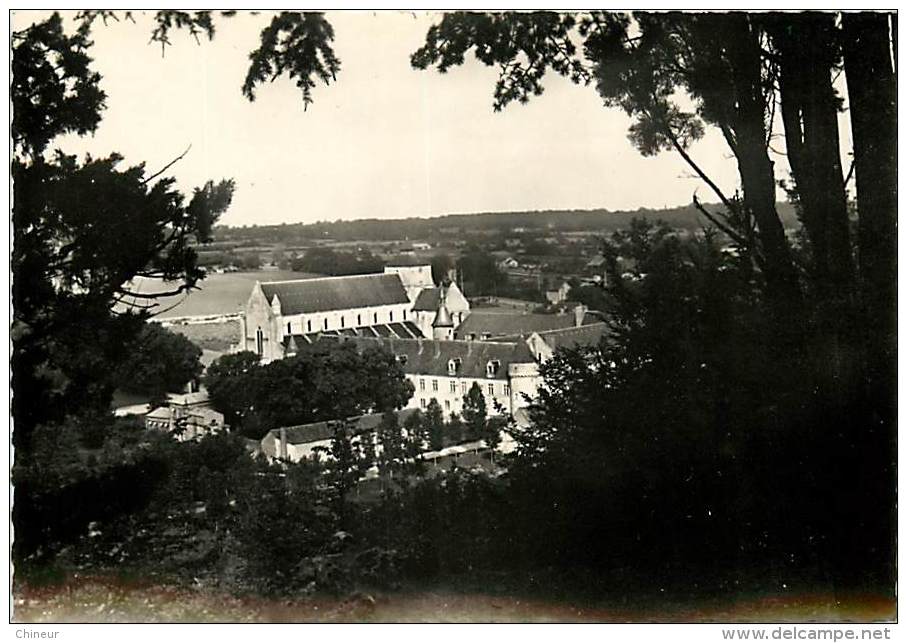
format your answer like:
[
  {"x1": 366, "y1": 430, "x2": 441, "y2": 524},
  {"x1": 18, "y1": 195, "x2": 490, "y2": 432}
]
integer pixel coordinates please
[{"x1": 432, "y1": 287, "x2": 454, "y2": 340}]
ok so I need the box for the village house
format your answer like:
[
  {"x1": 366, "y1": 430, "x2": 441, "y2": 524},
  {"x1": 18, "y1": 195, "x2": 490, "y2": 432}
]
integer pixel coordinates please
[
  {"x1": 545, "y1": 281, "x2": 571, "y2": 306},
  {"x1": 260, "y1": 408, "x2": 422, "y2": 462},
  {"x1": 144, "y1": 392, "x2": 225, "y2": 441},
  {"x1": 521, "y1": 321, "x2": 612, "y2": 363},
  {"x1": 260, "y1": 408, "x2": 510, "y2": 472}
]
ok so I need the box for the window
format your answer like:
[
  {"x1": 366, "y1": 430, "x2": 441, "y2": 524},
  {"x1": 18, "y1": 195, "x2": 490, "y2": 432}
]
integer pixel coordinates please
[
  {"x1": 432, "y1": 379, "x2": 438, "y2": 392},
  {"x1": 461, "y1": 382, "x2": 468, "y2": 395},
  {"x1": 504, "y1": 384, "x2": 511, "y2": 397},
  {"x1": 397, "y1": 354, "x2": 408, "y2": 366},
  {"x1": 420, "y1": 379, "x2": 426, "y2": 391},
  {"x1": 444, "y1": 400, "x2": 450, "y2": 410},
  {"x1": 389, "y1": 311, "x2": 394, "y2": 322},
  {"x1": 357, "y1": 314, "x2": 361, "y2": 326},
  {"x1": 481, "y1": 333, "x2": 491, "y2": 340},
  {"x1": 450, "y1": 381, "x2": 457, "y2": 394},
  {"x1": 255, "y1": 328, "x2": 264, "y2": 356},
  {"x1": 374, "y1": 312, "x2": 378, "y2": 324},
  {"x1": 487, "y1": 383, "x2": 495, "y2": 397},
  {"x1": 341, "y1": 315, "x2": 345, "y2": 327},
  {"x1": 307, "y1": 320, "x2": 312, "y2": 333},
  {"x1": 420, "y1": 398, "x2": 426, "y2": 408},
  {"x1": 403, "y1": 309, "x2": 407, "y2": 320},
  {"x1": 486, "y1": 360, "x2": 500, "y2": 378},
  {"x1": 287, "y1": 322, "x2": 291, "y2": 335}
]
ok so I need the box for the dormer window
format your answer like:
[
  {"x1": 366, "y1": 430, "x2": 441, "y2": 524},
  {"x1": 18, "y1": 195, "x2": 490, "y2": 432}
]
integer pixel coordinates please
[
  {"x1": 481, "y1": 333, "x2": 491, "y2": 340},
  {"x1": 397, "y1": 354, "x2": 408, "y2": 366},
  {"x1": 448, "y1": 357, "x2": 462, "y2": 375},
  {"x1": 486, "y1": 360, "x2": 500, "y2": 378}
]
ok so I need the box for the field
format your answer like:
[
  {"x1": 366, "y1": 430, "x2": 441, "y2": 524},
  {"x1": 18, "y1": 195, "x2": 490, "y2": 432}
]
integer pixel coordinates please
[
  {"x1": 168, "y1": 321, "x2": 241, "y2": 353},
  {"x1": 119, "y1": 270, "x2": 320, "y2": 320}
]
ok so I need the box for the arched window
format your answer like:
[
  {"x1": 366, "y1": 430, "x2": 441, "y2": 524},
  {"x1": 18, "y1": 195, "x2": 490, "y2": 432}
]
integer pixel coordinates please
[{"x1": 256, "y1": 328, "x2": 264, "y2": 356}]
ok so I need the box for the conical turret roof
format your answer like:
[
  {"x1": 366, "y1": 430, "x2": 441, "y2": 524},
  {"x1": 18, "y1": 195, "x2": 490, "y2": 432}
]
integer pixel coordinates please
[{"x1": 432, "y1": 287, "x2": 454, "y2": 328}]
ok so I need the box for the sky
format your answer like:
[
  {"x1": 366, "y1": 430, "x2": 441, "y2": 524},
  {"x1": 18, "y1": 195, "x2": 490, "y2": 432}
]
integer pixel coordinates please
[{"x1": 13, "y1": 10, "x2": 850, "y2": 228}]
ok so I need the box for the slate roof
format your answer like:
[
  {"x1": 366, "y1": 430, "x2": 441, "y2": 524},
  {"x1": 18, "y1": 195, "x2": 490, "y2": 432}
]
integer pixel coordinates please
[
  {"x1": 413, "y1": 286, "x2": 470, "y2": 312},
  {"x1": 259, "y1": 273, "x2": 409, "y2": 315},
  {"x1": 284, "y1": 321, "x2": 423, "y2": 349},
  {"x1": 331, "y1": 336, "x2": 536, "y2": 380},
  {"x1": 270, "y1": 408, "x2": 422, "y2": 446},
  {"x1": 454, "y1": 311, "x2": 584, "y2": 339},
  {"x1": 533, "y1": 322, "x2": 612, "y2": 351}
]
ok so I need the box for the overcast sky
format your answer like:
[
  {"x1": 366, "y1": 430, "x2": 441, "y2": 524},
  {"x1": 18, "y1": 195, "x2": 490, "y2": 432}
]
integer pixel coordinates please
[{"x1": 14, "y1": 10, "x2": 848, "y2": 228}]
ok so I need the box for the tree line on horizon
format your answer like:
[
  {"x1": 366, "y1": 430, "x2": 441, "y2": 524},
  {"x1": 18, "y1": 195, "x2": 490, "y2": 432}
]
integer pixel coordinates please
[{"x1": 210, "y1": 201, "x2": 801, "y2": 243}]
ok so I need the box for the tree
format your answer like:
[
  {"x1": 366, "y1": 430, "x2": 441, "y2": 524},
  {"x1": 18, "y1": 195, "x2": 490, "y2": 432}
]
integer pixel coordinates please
[
  {"x1": 841, "y1": 12, "x2": 897, "y2": 384},
  {"x1": 765, "y1": 14, "x2": 854, "y2": 296},
  {"x1": 11, "y1": 8, "x2": 353, "y2": 582},
  {"x1": 445, "y1": 412, "x2": 465, "y2": 445},
  {"x1": 320, "y1": 419, "x2": 371, "y2": 525},
  {"x1": 115, "y1": 323, "x2": 203, "y2": 399},
  {"x1": 430, "y1": 253, "x2": 455, "y2": 285},
  {"x1": 461, "y1": 383, "x2": 488, "y2": 442},
  {"x1": 424, "y1": 399, "x2": 445, "y2": 452},
  {"x1": 204, "y1": 341, "x2": 414, "y2": 438},
  {"x1": 412, "y1": 12, "x2": 801, "y2": 298},
  {"x1": 457, "y1": 245, "x2": 507, "y2": 296},
  {"x1": 402, "y1": 410, "x2": 427, "y2": 476},
  {"x1": 376, "y1": 410, "x2": 406, "y2": 480},
  {"x1": 234, "y1": 456, "x2": 335, "y2": 595},
  {"x1": 290, "y1": 247, "x2": 385, "y2": 276},
  {"x1": 203, "y1": 351, "x2": 261, "y2": 428}
]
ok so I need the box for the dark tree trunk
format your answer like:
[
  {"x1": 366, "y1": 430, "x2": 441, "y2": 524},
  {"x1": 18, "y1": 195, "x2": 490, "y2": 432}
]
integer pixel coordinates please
[
  {"x1": 842, "y1": 12, "x2": 897, "y2": 349},
  {"x1": 724, "y1": 15, "x2": 800, "y2": 303},
  {"x1": 841, "y1": 11, "x2": 897, "y2": 593},
  {"x1": 772, "y1": 14, "x2": 855, "y2": 296}
]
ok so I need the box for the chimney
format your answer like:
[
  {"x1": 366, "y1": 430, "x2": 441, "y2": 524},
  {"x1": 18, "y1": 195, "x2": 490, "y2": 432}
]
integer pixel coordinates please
[
  {"x1": 279, "y1": 427, "x2": 288, "y2": 460},
  {"x1": 574, "y1": 304, "x2": 587, "y2": 327}
]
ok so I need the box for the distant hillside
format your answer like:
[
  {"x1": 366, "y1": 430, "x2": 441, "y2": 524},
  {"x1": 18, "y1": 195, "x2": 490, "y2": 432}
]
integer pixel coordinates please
[{"x1": 214, "y1": 202, "x2": 800, "y2": 245}]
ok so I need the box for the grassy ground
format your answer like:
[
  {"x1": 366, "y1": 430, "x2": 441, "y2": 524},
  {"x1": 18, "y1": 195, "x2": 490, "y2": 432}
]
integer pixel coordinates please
[
  {"x1": 117, "y1": 270, "x2": 320, "y2": 319},
  {"x1": 11, "y1": 574, "x2": 895, "y2": 623},
  {"x1": 168, "y1": 321, "x2": 239, "y2": 353}
]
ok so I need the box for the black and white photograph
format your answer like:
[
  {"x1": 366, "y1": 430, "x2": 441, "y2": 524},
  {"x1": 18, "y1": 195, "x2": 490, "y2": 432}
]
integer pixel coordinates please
[{"x1": 7, "y1": 5, "x2": 899, "y2": 630}]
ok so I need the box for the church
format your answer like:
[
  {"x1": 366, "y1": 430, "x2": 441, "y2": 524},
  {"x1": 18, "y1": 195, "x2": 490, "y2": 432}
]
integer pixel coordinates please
[{"x1": 239, "y1": 263, "x2": 540, "y2": 415}]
